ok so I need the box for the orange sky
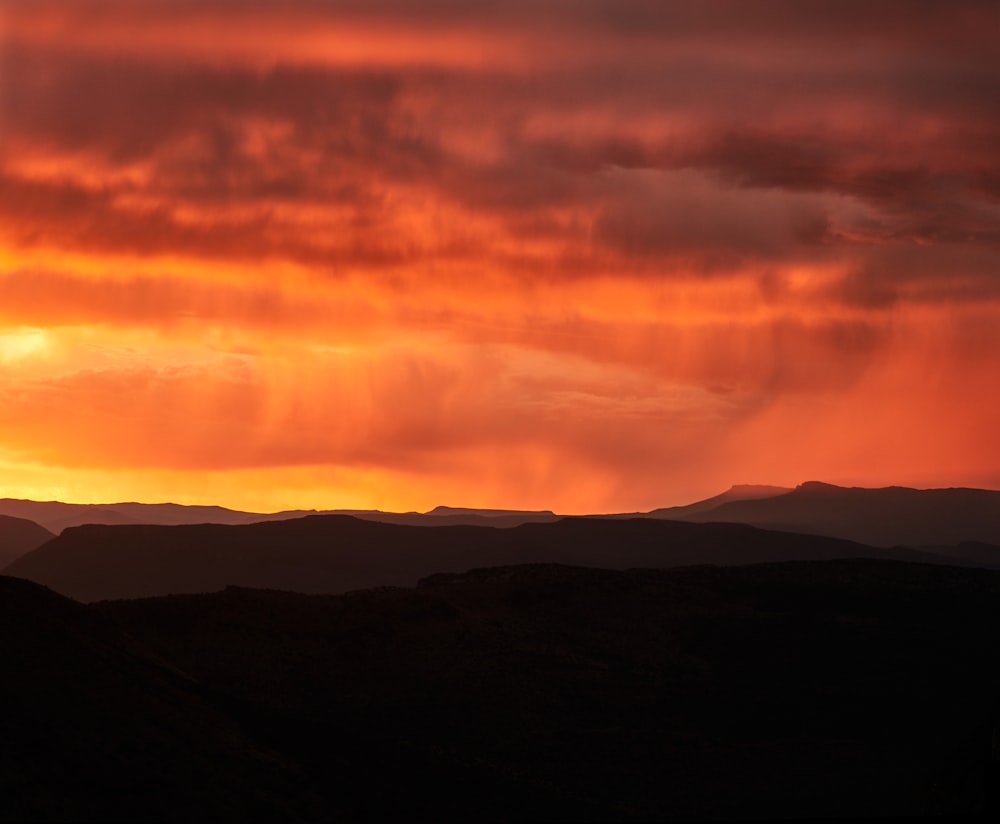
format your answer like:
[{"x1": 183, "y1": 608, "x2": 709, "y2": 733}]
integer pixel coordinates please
[{"x1": 1, "y1": 0, "x2": 999, "y2": 512}]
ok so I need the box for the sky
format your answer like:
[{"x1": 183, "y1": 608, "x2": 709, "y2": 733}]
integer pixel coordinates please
[{"x1": 1, "y1": 0, "x2": 999, "y2": 513}]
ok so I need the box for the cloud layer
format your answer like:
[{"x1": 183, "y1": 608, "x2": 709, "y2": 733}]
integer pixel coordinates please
[{"x1": 1, "y1": 0, "x2": 999, "y2": 510}]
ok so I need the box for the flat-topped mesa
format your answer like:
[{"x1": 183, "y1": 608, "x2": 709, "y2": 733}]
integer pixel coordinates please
[
  {"x1": 425, "y1": 506, "x2": 557, "y2": 518},
  {"x1": 792, "y1": 480, "x2": 846, "y2": 493},
  {"x1": 724, "y1": 484, "x2": 793, "y2": 498}
]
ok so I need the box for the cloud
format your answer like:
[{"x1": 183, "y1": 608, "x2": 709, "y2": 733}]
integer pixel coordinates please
[{"x1": 0, "y1": 0, "x2": 998, "y2": 508}]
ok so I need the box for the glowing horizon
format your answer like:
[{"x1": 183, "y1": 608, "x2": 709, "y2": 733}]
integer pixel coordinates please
[{"x1": 2, "y1": 1, "x2": 999, "y2": 513}]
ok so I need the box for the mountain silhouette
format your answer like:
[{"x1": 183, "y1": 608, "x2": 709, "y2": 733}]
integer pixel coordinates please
[
  {"x1": 0, "y1": 497, "x2": 563, "y2": 533},
  {"x1": 672, "y1": 482, "x2": 1000, "y2": 547},
  {"x1": 643, "y1": 483, "x2": 792, "y2": 518},
  {"x1": 0, "y1": 498, "x2": 285, "y2": 533},
  {"x1": 5, "y1": 481, "x2": 1000, "y2": 819},
  {"x1": 0, "y1": 514, "x2": 54, "y2": 569},
  {"x1": 0, "y1": 575, "x2": 323, "y2": 821},
  {"x1": 5, "y1": 481, "x2": 996, "y2": 545},
  {"x1": 3, "y1": 514, "x2": 955, "y2": 602}
]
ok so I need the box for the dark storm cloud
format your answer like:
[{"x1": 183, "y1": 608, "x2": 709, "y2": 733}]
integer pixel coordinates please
[{"x1": 3, "y1": 0, "x2": 999, "y2": 290}]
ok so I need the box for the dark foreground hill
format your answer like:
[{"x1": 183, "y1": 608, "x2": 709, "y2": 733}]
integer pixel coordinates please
[
  {"x1": 0, "y1": 514, "x2": 54, "y2": 570},
  {"x1": 94, "y1": 560, "x2": 1000, "y2": 819},
  {"x1": 0, "y1": 576, "x2": 324, "y2": 821},
  {"x1": 2, "y1": 514, "x2": 947, "y2": 602},
  {"x1": 672, "y1": 481, "x2": 1000, "y2": 549}
]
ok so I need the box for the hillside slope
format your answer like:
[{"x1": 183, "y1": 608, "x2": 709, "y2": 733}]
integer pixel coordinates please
[
  {"x1": 644, "y1": 483, "x2": 791, "y2": 518},
  {"x1": 3, "y1": 514, "x2": 941, "y2": 602},
  {"x1": 0, "y1": 576, "x2": 324, "y2": 821},
  {"x1": 0, "y1": 514, "x2": 54, "y2": 570}
]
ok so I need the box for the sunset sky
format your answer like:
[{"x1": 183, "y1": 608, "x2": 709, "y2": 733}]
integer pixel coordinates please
[{"x1": 1, "y1": 0, "x2": 999, "y2": 513}]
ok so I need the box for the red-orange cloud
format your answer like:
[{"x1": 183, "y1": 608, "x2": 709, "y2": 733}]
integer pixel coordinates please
[{"x1": 1, "y1": 0, "x2": 998, "y2": 511}]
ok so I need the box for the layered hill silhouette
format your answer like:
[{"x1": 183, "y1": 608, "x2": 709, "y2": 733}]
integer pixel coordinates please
[
  {"x1": 5, "y1": 479, "x2": 1000, "y2": 819},
  {"x1": 4, "y1": 481, "x2": 996, "y2": 555},
  {"x1": 0, "y1": 497, "x2": 559, "y2": 533},
  {"x1": 666, "y1": 481, "x2": 1000, "y2": 550},
  {"x1": 0, "y1": 513, "x2": 54, "y2": 570},
  {"x1": 0, "y1": 576, "x2": 324, "y2": 821},
  {"x1": 3, "y1": 514, "x2": 955, "y2": 603},
  {"x1": 3, "y1": 479, "x2": 996, "y2": 560},
  {"x1": 0, "y1": 497, "x2": 318, "y2": 533},
  {"x1": 91, "y1": 560, "x2": 1000, "y2": 819}
]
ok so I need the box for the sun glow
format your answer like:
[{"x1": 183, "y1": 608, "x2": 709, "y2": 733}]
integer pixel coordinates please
[{"x1": 0, "y1": 327, "x2": 51, "y2": 364}]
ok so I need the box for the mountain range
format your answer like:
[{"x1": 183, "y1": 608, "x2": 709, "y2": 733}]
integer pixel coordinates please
[
  {"x1": 4, "y1": 482, "x2": 998, "y2": 548},
  {"x1": 3, "y1": 482, "x2": 999, "y2": 602},
  {"x1": 0, "y1": 497, "x2": 559, "y2": 534},
  {"x1": 3, "y1": 480, "x2": 1000, "y2": 818},
  {"x1": 3, "y1": 513, "x2": 962, "y2": 603}
]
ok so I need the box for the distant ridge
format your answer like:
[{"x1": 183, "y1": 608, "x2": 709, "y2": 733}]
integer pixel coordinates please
[
  {"x1": 0, "y1": 498, "x2": 265, "y2": 533},
  {"x1": 673, "y1": 482, "x2": 1000, "y2": 549},
  {"x1": 426, "y1": 506, "x2": 556, "y2": 518},
  {"x1": 2, "y1": 514, "x2": 955, "y2": 603},
  {"x1": 2, "y1": 480, "x2": 997, "y2": 550},
  {"x1": 0, "y1": 499, "x2": 561, "y2": 533}
]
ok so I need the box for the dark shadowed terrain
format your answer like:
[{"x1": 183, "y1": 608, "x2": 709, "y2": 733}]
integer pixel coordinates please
[
  {"x1": 0, "y1": 514, "x2": 54, "y2": 571},
  {"x1": 0, "y1": 576, "x2": 324, "y2": 822},
  {"x1": 1, "y1": 515, "x2": 950, "y2": 602},
  {"x1": 5, "y1": 558, "x2": 999, "y2": 820}
]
